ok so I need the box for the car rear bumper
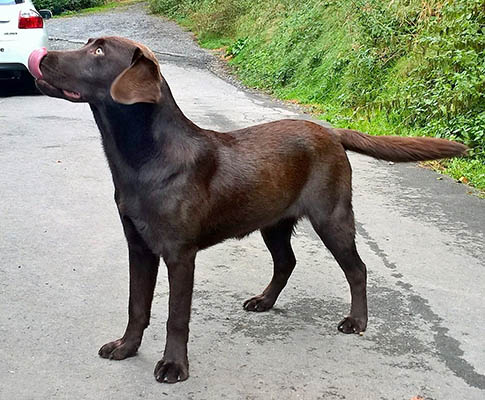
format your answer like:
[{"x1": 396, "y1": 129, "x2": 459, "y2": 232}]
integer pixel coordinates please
[
  {"x1": 0, "y1": 63, "x2": 27, "y2": 71},
  {"x1": 0, "y1": 62, "x2": 29, "y2": 80},
  {"x1": 0, "y1": 29, "x2": 48, "y2": 70}
]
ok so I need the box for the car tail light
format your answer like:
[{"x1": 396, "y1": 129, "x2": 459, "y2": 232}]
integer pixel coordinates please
[{"x1": 18, "y1": 11, "x2": 43, "y2": 29}]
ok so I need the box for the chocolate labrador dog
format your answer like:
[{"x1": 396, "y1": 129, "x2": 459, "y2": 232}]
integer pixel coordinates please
[{"x1": 28, "y1": 37, "x2": 467, "y2": 383}]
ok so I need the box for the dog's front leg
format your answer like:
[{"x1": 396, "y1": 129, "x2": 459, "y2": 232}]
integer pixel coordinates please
[
  {"x1": 154, "y1": 249, "x2": 196, "y2": 383},
  {"x1": 99, "y1": 216, "x2": 160, "y2": 360}
]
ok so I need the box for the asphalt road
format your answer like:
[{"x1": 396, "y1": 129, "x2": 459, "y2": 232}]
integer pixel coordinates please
[{"x1": 1, "y1": 3, "x2": 484, "y2": 399}]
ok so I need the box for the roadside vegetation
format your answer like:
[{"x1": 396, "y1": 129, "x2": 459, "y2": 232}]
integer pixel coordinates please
[
  {"x1": 33, "y1": 0, "x2": 106, "y2": 15},
  {"x1": 149, "y1": 0, "x2": 485, "y2": 191},
  {"x1": 33, "y1": 0, "x2": 140, "y2": 15},
  {"x1": 33, "y1": 0, "x2": 142, "y2": 16}
]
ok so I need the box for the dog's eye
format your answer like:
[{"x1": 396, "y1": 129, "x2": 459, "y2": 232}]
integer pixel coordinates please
[{"x1": 95, "y1": 47, "x2": 104, "y2": 56}]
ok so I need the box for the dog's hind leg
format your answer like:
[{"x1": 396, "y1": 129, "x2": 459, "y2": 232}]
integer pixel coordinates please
[
  {"x1": 309, "y1": 197, "x2": 368, "y2": 334},
  {"x1": 99, "y1": 215, "x2": 160, "y2": 360},
  {"x1": 243, "y1": 218, "x2": 297, "y2": 312}
]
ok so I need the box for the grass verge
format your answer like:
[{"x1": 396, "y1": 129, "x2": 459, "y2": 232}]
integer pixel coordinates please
[
  {"x1": 56, "y1": 0, "x2": 143, "y2": 17},
  {"x1": 149, "y1": 0, "x2": 485, "y2": 194}
]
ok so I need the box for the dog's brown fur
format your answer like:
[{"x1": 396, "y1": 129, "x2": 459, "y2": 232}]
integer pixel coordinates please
[{"x1": 33, "y1": 36, "x2": 467, "y2": 383}]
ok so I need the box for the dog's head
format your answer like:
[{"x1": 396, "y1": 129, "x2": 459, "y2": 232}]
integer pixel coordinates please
[{"x1": 29, "y1": 36, "x2": 162, "y2": 105}]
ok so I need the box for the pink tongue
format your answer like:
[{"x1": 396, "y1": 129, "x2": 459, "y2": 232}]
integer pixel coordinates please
[{"x1": 28, "y1": 47, "x2": 48, "y2": 80}]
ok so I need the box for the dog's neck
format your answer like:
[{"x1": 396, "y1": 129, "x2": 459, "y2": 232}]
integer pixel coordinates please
[{"x1": 90, "y1": 80, "x2": 203, "y2": 174}]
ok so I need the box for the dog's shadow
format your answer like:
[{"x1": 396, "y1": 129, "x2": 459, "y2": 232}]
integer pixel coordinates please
[{"x1": 191, "y1": 289, "x2": 348, "y2": 344}]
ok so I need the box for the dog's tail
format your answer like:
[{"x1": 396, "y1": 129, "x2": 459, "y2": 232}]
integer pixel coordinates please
[{"x1": 334, "y1": 128, "x2": 468, "y2": 162}]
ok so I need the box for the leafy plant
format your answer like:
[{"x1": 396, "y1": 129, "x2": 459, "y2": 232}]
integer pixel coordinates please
[
  {"x1": 150, "y1": 0, "x2": 485, "y2": 189},
  {"x1": 227, "y1": 37, "x2": 248, "y2": 57},
  {"x1": 33, "y1": 0, "x2": 106, "y2": 15}
]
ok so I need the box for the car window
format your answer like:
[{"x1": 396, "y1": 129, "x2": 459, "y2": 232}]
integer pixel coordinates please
[{"x1": 0, "y1": 0, "x2": 24, "y2": 5}]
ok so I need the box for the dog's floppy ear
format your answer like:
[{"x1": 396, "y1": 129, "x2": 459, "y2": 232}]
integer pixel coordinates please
[{"x1": 110, "y1": 47, "x2": 162, "y2": 104}]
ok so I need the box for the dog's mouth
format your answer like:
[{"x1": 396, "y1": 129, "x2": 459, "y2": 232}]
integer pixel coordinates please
[
  {"x1": 35, "y1": 79, "x2": 83, "y2": 102},
  {"x1": 62, "y1": 88, "x2": 82, "y2": 100},
  {"x1": 28, "y1": 48, "x2": 83, "y2": 102}
]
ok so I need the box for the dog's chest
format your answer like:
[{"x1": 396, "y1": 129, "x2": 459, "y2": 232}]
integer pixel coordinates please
[
  {"x1": 116, "y1": 192, "x2": 163, "y2": 253},
  {"x1": 116, "y1": 186, "x2": 195, "y2": 255}
]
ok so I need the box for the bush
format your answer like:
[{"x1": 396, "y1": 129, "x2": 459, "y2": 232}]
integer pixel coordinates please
[
  {"x1": 150, "y1": 0, "x2": 485, "y2": 155},
  {"x1": 401, "y1": 0, "x2": 485, "y2": 154},
  {"x1": 33, "y1": 0, "x2": 106, "y2": 15}
]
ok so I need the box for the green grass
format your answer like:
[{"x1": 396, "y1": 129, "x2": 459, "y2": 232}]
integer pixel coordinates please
[
  {"x1": 197, "y1": 35, "x2": 233, "y2": 50},
  {"x1": 57, "y1": 0, "x2": 142, "y2": 17},
  {"x1": 440, "y1": 158, "x2": 485, "y2": 193},
  {"x1": 149, "y1": 0, "x2": 485, "y2": 194}
]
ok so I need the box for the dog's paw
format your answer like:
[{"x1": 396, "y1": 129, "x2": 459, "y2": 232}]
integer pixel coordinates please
[
  {"x1": 243, "y1": 294, "x2": 275, "y2": 312},
  {"x1": 337, "y1": 316, "x2": 367, "y2": 334},
  {"x1": 98, "y1": 338, "x2": 139, "y2": 360},
  {"x1": 154, "y1": 358, "x2": 189, "y2": 383}
]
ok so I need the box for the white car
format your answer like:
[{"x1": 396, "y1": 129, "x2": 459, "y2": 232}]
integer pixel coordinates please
[{"x1": 0, "y1": 0, "x2": 51, "y2": 87}]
